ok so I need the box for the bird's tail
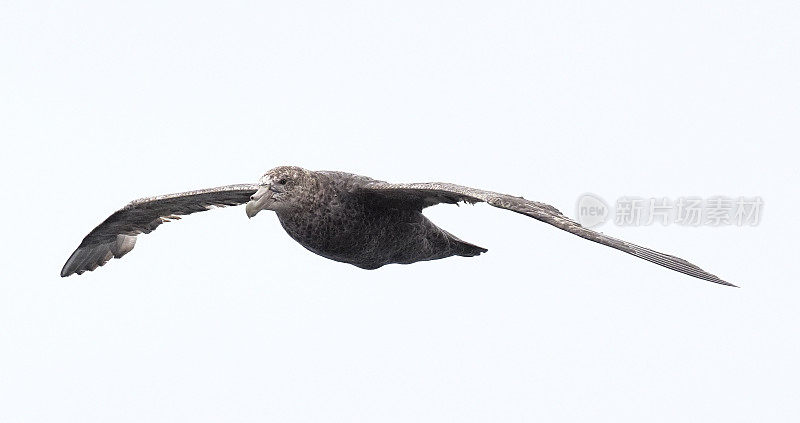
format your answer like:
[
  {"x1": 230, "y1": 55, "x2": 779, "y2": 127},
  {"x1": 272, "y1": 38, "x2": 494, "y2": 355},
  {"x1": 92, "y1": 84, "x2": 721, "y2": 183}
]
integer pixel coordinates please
[
  {"x1": 440, "y1": 229, "x2": 487, "y2": 257},
  {"x1": 455, "y1": 240, "x2": 488, "y2": 257}
]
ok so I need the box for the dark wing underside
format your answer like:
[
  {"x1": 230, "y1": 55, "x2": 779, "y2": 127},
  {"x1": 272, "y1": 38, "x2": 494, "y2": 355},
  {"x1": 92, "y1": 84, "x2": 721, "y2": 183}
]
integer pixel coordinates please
[
  {"x1": 61, "y1": 184, "x2": 259, "y2": 277},
  {"x1": 360, "y1": 182, "x2": 736, "y2": 287}
]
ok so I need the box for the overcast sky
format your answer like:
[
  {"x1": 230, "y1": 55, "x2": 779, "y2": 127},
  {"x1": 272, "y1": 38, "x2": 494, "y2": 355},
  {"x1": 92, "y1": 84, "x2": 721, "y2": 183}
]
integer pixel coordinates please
[{"x1": 1, "y1": 1, "x2": 798, "y2": 422}]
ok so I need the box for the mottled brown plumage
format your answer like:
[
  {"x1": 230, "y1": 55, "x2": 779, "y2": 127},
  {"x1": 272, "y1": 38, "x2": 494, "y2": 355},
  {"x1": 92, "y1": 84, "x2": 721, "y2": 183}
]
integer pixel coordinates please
[{"x1": 61, "y1": 166, "x2": 736, "y2": 287}]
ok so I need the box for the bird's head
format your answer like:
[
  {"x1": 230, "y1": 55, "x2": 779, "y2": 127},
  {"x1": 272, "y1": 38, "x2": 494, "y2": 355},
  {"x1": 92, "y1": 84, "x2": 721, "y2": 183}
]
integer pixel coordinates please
[{"x1": 246, "y1": 166, "x2": 316, "y2": 218}]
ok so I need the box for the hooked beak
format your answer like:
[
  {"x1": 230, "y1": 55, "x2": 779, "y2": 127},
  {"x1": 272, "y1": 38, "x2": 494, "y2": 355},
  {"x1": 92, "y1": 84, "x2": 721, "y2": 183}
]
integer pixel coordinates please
[{"x1": 246, "y1": 186, "x2": 274, "y2": 218}]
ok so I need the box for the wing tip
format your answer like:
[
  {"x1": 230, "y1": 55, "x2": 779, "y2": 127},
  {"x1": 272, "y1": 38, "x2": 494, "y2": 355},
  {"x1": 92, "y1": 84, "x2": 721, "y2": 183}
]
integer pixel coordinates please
[
  {"x1": 713, "y1": 278, "x2": 739, "y2": 288},
  {"x1": 60, "y1": 235, "x2": 137, "y2": 278},
  {"x1": 60, "y1": 248, "x2": 81, "y2": 278}
]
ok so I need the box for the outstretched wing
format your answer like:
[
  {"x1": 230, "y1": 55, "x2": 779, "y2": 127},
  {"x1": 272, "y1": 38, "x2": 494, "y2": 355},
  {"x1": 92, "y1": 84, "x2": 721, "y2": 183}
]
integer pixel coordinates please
[
  {"x1": 61, "y1": 184, "x2": 259, "y2": 277},
  {"x1": 361, "y1": 182, "x2": 736, "y2": 287}
]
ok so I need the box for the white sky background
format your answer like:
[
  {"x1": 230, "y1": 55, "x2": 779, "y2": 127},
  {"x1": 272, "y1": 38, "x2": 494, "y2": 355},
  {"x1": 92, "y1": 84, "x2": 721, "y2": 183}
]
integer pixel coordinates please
[{"x1": 1, "y1": 1, "x2": 798, "y2": 421}]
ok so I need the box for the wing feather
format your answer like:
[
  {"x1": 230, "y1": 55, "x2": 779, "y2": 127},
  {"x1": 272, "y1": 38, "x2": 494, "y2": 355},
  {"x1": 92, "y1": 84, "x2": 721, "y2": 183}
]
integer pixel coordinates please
[
  {"x1": 361, "y1": 182, "x2": 736, "y2": 287},
  {"x1": 61, "y1": 184, "x2": 258, "y2": 277}
]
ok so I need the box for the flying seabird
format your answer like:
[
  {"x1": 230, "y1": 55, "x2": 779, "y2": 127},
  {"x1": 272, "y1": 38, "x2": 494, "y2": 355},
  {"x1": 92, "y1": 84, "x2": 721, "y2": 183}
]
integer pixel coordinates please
[{"x1": 61, "y1": 166, "x2": 736, "y2": 286}]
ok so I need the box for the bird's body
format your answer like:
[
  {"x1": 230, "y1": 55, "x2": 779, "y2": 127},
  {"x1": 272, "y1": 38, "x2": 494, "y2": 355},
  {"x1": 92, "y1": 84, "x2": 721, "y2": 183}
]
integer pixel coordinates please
[
  {"x1": 264, "y1": 170, "x2": 486, "y2": 269},
  {"x1": 61, "y1": 166, "x2": 736, "y2": 287}
]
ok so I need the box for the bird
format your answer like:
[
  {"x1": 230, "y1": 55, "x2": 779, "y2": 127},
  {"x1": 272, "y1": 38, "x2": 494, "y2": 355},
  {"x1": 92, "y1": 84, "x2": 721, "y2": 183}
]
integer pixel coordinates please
[{"x1": 61, "y1": 165, "x2": 736, "y2": 286}]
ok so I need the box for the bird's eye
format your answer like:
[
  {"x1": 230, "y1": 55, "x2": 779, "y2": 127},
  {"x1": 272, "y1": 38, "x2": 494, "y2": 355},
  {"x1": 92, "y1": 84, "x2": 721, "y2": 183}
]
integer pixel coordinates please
[{"x1": 278, "y1": 178, "x2": 287, "y2": 185}]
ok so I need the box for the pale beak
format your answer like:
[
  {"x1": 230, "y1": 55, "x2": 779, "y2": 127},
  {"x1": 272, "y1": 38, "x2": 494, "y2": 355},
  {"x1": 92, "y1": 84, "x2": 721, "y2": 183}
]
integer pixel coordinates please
[{"x1": 246, "y1": 186, "x2": 274, "y2": 218}]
